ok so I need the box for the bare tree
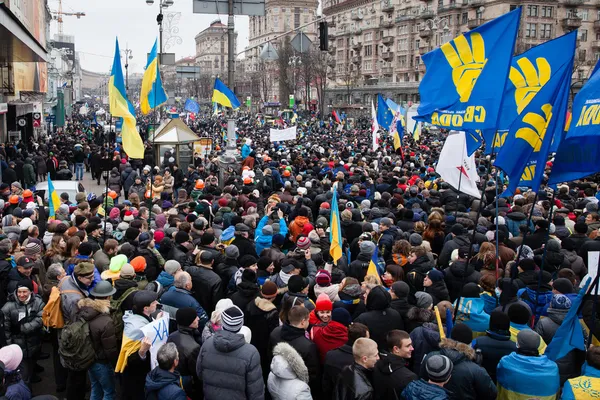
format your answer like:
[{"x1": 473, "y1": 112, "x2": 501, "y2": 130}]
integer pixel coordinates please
[
  {"x1": 339, "y1": 63, "x2": 359, "y2": 104},
  {"x1": 276, "y1": 38, "x2": 294, "y2": 106}
]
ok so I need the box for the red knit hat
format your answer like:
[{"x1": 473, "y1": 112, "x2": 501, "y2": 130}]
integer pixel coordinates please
[
  {"x1": 154, "y1": 230, "x2": 165, "y2": 243},
  {"x1": 315, "y1": 269, "x2": 332, "y2": 286},
  {"x1": 320, "y1": 202, "x2": 330, "y2": 209},
  {"x1": 315, "y1": 293, "x2": 332, "y2": 312},
  {"x1": 296, "y1": 236, "x2": 311, "y2": 250},
  {"x1": 218, "y1": 198, "x2": 229, "y2": 207}
]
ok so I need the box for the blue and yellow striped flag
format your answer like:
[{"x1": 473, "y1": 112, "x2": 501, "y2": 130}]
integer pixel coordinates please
[
  {"x1": 329, "y1": 188, "x2": 343, "y2": 264},
  {"x1": 140, "y1": 39, "x2": 168, "y2": 115},
  {"x1": 366, "y1": 245, "x2": 382, "y2": 284},
  {"x1": 47, "y1": 174, "x2": 60, "y2": 220},
  {"x1": 109, "y1": 38, "x2": 144, "y2": 159},
  {"x1": 212, "y1": 78, "x2": 240, "y2": 109}
]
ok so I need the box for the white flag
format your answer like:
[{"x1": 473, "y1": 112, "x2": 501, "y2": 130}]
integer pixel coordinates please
[
  {"x1": 436, "y1": 131, "x2": 481, "y2": 198},
  {"x1": 371, "y1": 100, "x2": 379, "y2": 151}
]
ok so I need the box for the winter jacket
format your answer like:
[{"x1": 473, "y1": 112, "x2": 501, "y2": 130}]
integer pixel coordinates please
[
  {"x1": 108, "y1": 168, "x2": 122, "y2": 194},
  {"x1": 245, "y1": 297, "x2": 280, "y2": 379},
  {"x1": 472, "y1": 330, "x2": 517, "y2": 382},
  {"x1": 443, "y1": 261, "x2": 481, "y2": 302},
  {"x1": 333, "y1": 363, "x2": 374, "y2": 400},
  {"x1": 354, "y1": 286, "x2": 404, "y2": 351},
  {"x1": 323, "y1": 344, "x2": 354, "y2": 398},
  {"x1": 137, "y1": 247, "x2": 161, "y2": 282},
  {"x1": 379, "y1": 226, "x2": 400, "y2": 262},
  {"x1": 167, "y1": 326, "x2": 202, "y2": 382},
  {"x1": 372, "y1": 353, "x2": 418, "y2": 400},
  {"x1": 289, "y1": 216, "x2": 313, "y2": 243},
  {"x1": 59, "y1": 274, "x2": 88, "y2": 324},
  {"x1": 282, "y1": 291, "x2": 316, "y2": 311},
  {"x1": 77, "y1": 298, "x2": 119, "y2": 364},
  {"x1": 404, "y1": 307, "x2": 435, "y2": 334},
  {"x1": 268, "y1": 342, "x2": 312, "y2": 400},
  {"x1": 401, "y1": 379, "x2": 451, "y2": 400},
  {"x1": 421, "y1": 338, "x2": 497, "y2": 400},
  {"x1": 438, "y1": 234, "x2": 471, "y2": 268},
  {"x1": 145, "y1": 367, "x2": 187, "y2": 400},
  {"x1": 561, "y1": 249, "x2": 587, "y2": 280},
  {"x1": 196, "y1": 329, "x2": 265, "y2": 400},
  {"x1": 255, "y1": 215, "x2": 288, "y2": 255},
  {"x1": 2, "y1": 372, "x2": 32, "y2": 400},
  {"x1": 160, "y1": 286, "x2": 209, "y2": 330},
  {"x1": 519, "y1": 286, "x2": 553, "y2": 321},
  {"x1": 425, "y1": 280, "x2": 451, "y2": 308},
  {"x1": 348, "y1": 253, "x2": 374, "y2": 283},
  {"x1": 186, "y1": 264, "x2": 222, "y2": 315},
  {"x1": 128, "y1": 182, "x2": 146, "y2": 200},
  {"x1": 229, "y1": 281, "x2": 260, "y2": 312},
  {"x1": 1, "y1": 293, "x2": 44, "y2": 358},
  {"x1": 313, "y1": 320, "x2": 348, "y2": 363},
  {"x1": 163, "y1": 174, "x2": 174, "y2": 195},
  {"x1": 505, "y1": 212, "x2": 534, "y2": 238},
  {"x1": 231, "y1": 235, "x2": 259, "y2": 259},
  {"x1": 121, "y1": 166, "x2": 137, "y2": 194},
  {"x1": 410, "y1": 322, "x2": 441, "y2": 373},
  {"x1": 23, "y1": 159, "x2": 35, "y2": 187}
]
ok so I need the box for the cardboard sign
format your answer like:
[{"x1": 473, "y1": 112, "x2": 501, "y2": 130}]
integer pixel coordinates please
[{"x1": 140, "y1": 312, "x2": 170, "y2": 369}]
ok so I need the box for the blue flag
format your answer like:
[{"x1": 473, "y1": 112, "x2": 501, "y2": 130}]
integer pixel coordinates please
[
  {"x1": 494, "y1": 34, "x2": 575, "y2": 197},
  {"x1": 415, "y1": 9, "x2": 520, "y2": 131},
  {"x1": 549, "y1": 60, "x2": 600, "y2": 184},
  {"x1": 545, "y1": 278, "x2": 591, "y2": 361},
  {"x1": 465, "y1": 130, "x2": 484, "y2": 156},
  {"x1": 376, "y1": 94, "x2": 394, "y2": 130},
  {"x1": 184, "y1": 98, "x2": 200, "y2": 114}
]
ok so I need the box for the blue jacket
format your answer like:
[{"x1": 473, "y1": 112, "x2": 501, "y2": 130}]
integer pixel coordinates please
[
  {"x1": 401, "y1": 379, "x2": 450, "y2": 400},
  {"x1": 241, "y1": 144, "x2": 252, "y2": 160},
  {"x1": 156, "y1": 271, "x2": 175, "y2": 289},
  {"x1": 254, "y1": 215, "x2": 288, "y2": 255},
  {"x1": 145, "y1": 367, "x2": 187, "y2": 400},
  {"x1": 160, "y1": 286, "x2": 209, "y2": 328},
  {"x1": 518, "y1": 286, "x2": 553, "y2": 321},
  {"x1": 562, "y1": 362, "x2": 600, "y2": 400}
]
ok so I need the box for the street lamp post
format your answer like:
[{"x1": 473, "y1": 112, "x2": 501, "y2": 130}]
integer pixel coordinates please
[
  {"x1": 288, "y1": 55, "x2": 301, "y2": 108},
  {"x1": 424, "y1": 16, "x2": 450, "y2": 51},
  {"x1": 122, "y1": 46, "x2": 133, "y2": 97},
  {"x1": 145, "y1": 0, "x2": 174, "y2": 65}
]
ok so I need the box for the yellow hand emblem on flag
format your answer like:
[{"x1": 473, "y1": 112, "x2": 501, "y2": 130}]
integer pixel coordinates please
[
  {"x1": 515, "y1": 103, "x2": 553, "y2": 152},
  {"x1": 509, "y1": 57, "x2": 551, "y2": 114},
  {"x1": 441, "y1": 33, "x2": 488, "y2": 102},
  {"x1": 521, "y1": 165, "x2": 536, "y2": 181}
]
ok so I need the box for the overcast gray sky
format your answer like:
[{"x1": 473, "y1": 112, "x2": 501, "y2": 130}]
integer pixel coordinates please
[{"x1": 48, "y1": 0, "x2": 250, "y2": 74}]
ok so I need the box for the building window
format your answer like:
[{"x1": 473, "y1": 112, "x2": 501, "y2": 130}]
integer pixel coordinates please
[
  {"x1": 398, "y1": 55, "x2": 407, "y2": 67},
  {"x1": 364, "y1": 45, "x2": 373, "y2": 56},
  {"x1": 525, "y1": 23, "x2": 537, "y2": 38},
  {"x1": 567, "y1": 9, "x2": 579, "y2": 18},
  {"x1": 579, "y1": 49, "x2": 587, "y2": 61},
  {"x1": 526, "y1": 5, "x2": 538, "y2": 17},
  {"x1": 397, "y1": 38, "x2": 407, "y2": 51},
  {"x1": 595, "y1": 52, "x2": 600, "y2": 61},
  {"x1": 415, "y1": 39, "x2": 420, "y2": 50},
  {"x1": 338, "y1": 38, "x2": 344, "y2": 47},
  {"x1": 579, "y1": 29, "x2": 588, "y2": 42},
  {"x1": 581, "y1": 9, "x2": 589, "y2": 21},
  {"x1": 540, "y1": 23, "x2": 552, "y2": 39},
  {"x1": 337, "y1": 50, "x2": 344, "y2": 59},
  {"x1": 364, "y1": 32, "x2": 373, "y2": 41},
  {"x1": 294, "y1": 8, "x2": 300, "y2": 28},
  {"x1": 364, "y1": 61, "x2": 372, "y2": 71},
  {"x1": 273, "y1": 15, "x2": 279, "y2": 29},
  {"x1": 541, "y1": 6, "x2": 553, "y2": 18},
  {"x1": 462, "y1": 12, "x2": 468, "y2": 24}
]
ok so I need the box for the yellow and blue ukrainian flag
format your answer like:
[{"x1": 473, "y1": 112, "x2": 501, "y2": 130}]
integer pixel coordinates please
[
  {"x1": 497, "y1": 349, "x2": 559, "y2": 399},
  {"x1": 47, "y1": 174, "x2": 60, "y2": 220},
  {"x1": 109, "y1": 39, "x2": 144, "y2": 159},
  {"x1": 212, "y1": 78, "x2": 240, "y2": 109},
  {"x1": 140, "y1": 39, "x2": 168, "y2": 115},
  {"x1": 115, "y1": 313, "x2": 146, "y2": 373},
  {"x1": 366, "y1": 246, "x2": 382, "y2": 285},
  {"x1": 329, "y1": 188, "x2": 342, "y2": 264},
  {"x1": 415, "y1": 9, "x2": 520, "y2": 131}
]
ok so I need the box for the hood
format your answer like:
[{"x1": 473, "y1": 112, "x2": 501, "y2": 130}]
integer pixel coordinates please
[
  {"x1": 293, "y1": 216, "x2": 310, "y2": 228},
  {"x1": 547, "y1": 307, "x2": 568, "y2": 325},
  {"x1": 439, "y1": 338, "x2": 476, "y2": 363},
  {"x1": 77, "y1": 298, "x2": 110, "y2": 321},
  {"x1": 270, "y1": 342, "x2": 309, "y2": 383},
  {"x1": 255, "y1": 235, "x2": 272, "y2": 245},
  {"x1": 236, "y1": 281, "x2": 260, "y2": 297},
  {"x1": 407, "y1": 307, "x2": 434, "y2": 323},
  {"x1": 319, "y1": 321, "x2": 348, "y2": 342},
  {"x1": 453, "y1": 235, "x2": 471, "y2": 248},
  {"x1": 561, "y1": 249, "x2": 579, "y2": 264},
  {"x1": 419, "y1": 323, "x2": 441, "y2": 348},
  {"x1": 145, "y1": 367, "x2": 181, "y2": 393},
  {"x1": 213, "y1": 329, "x2": 246, "y2": 353},
  {"x1": 251, "y1": 297, "x2": 277, "y2": 314},
  {"x1": 156, "y1": 271, "x2": 175, "y2": 287},
  {"x1": 449, "y1": 260, "x2": 475, "y2": 278},
  {"x1": 375, "y1": 353, "x2": 409, "y2": 377},
  {"x1": 115, "y1": 278, "x2": 139, "y2": 291},
  {"x1": 366, "y1": 286, "x2": 391, "y2": 311},
  {"x1": 507, "y1": 212, "x2": 527, "y2": 221}
]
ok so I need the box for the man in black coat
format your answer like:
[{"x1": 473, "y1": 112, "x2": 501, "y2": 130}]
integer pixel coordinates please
[
  {"x1": 2, "y1": 161, "x2": 17, "y2": 185},
  {"x1": 167, "y1": 307, "x2": 203, "y2": 398},
  {"x1": 523, "y1": 219, "x2": 550, "y2": 251},
  {"x1": 355, "y1": 286, "x2": 404, "y2": 351},
  {"x1": 378, "y1": 218, "x2": 400, "y2": 262},
  {"x1": 333, "y1": 337, "x2": 378, "y2": 400},
  {"x1": 231, "y1": 223, "x2": 258, "y2": 259},
  {"x1": 472, "y1": 310, "x2": 517, "y2": 383},
  {"x1": 372, "y1": 330, "x2": 418, "y2": 399},
  {"x1": 186, "y1": 251, "x2": 223, "y2": 315}
]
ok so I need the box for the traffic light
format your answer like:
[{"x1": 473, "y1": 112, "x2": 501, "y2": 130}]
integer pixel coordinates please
[{"x1": 319, "y1": 21, "x2": 328, "y2": 51}]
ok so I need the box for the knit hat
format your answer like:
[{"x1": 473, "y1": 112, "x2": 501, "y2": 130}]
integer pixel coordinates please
[
  {"x1": 123, "y1": 211, "x2": 134, "y2": 222},
  {"x1": 489, "y1": 310, "x2": 510, "y2": 334},
  {"x1": 517, "y1": 329, "x2": 541, "y2": 353},
  {"x1": 461, "y1": 282, "x2": 481, "y2": 298},
  {"x1": 154, "y1": 230, "x2": 165, "y2": 244},
  {"x1": 0, "y1": 344, "x2": 23, "y2": 372},
  {"x1": 296, "y1": 236, "x2": 311, "y2": 250},
  {"x1": 451, "y1": 223, "x2": 466, "y2": 236},
  {"x1": 175, "y1": 230, "x2": 189, "y2": 244},
  {"x1": 426, "y1": 269, "x2": 444, "y2": 282},
  {"x1": 332, "y1": 308, "x2": 352, "y2": 326},
  {"x1": 315, "y1": 293, "x2": 333, "y2": 312},
  {"x1": 272, "y1": 234, "x2": 285, "y2": 246},
  {"x1": 74, "y1": 262, "x2": 95, "y2": 276},
  {"x1": 119, "y1": 264, "x2": 136, "y2": 279},
  {"x1": 130, "y1": 256, "x2": 147, "y2": 273},
  {"x1": 359, "y1": 241, "x2": 376, "y2": 255},
  {"x1": 261, "y1": 281, "x2": 278, "y2": 299},
  {"x1": 24, "y1": 242, "x2": 41, "y2": 257},
  {"x1": 426, "y1": 355, "x2": 453, "y2": 383},
  {"x1": 262, "y1": 225, "x2": 273, "y2": 235},
  {"x1": 125, "y1": 227, "x2": 140, "y2": 241},
  {"x1": 415, "y1": 291, "x2": 433, "y2": 309},
  {"x1": 409, "y1": 233, "x2": 423, "y2": 246},
  {"x1": 221, "y1": 306, "x2": 244, "y2": 333},
  {"x1": 16, "y1": 279, "x2": 33, "y2": 292},
  {"x1": 391, "y1": 281, "x2": 410, "y2": 299},
  {"x1": 341, "y1": 283, "x2": 362, "y2": 298},
  {"x1": 553, "y1": 278, "x2": 574, "y2": 295},
  {"x1": 109, "y1": 254, "x2": 128, "y2": 273},
  {"x1": 288, "y1": 275, "x2": 309, "y2": 293},
  {"x1": 133, "y1": 291, "x2": 158, "y2": 310},
  {"x1": 176, "y1": 307, "x2": 198, "y2": 327},
  {"x1": 450, "y1": 323, "x2": 473, "y2": 344},
  {"x1": 315, "y1": 269, "x2": 332, "y2": 286},
  {"x1": 239, "y1": 255, "x2": 258, "y2": 269},
  {"x1": 551, "y1": 294, "x2": 572, "y2": 310},
  {"x1": 164, "y1": 260, "x2": 181, "y2": 275},
  {"x1": 508, "y1": 303, "x2": 531, "y2": 325},
  {"x1": 225, "y1": 245, "x2": 240, "y2": 259}
]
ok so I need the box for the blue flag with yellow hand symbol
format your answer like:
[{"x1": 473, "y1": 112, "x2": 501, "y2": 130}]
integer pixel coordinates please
[
  {"x1": 549, "y1": 60, "x2": 600, "y2": 185},
  {"x1": 494, "y1": 33, "x2": 575, "y2": 197},
  {"x1": 415, "y1": 9, "x2": 520, "y2": 131}
]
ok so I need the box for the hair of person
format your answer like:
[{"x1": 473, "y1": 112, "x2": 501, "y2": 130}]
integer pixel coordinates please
[
  {"x1": 66, "y1": 236, "x2": 81, "y2": 258},
  {"x1": 392, "y1": 240, "x2": 411, "y2": 257},
  {"x1": 352, "y1": 337, "x2": 377, "y2": 362},
  {"x1": 385, "y1": 264, "x2": 405, "y2": 282},
  {"x1": 288, "y1": 305, "x2": 310, "y2": 326},
  {"x1": 347, "y1": 322, "x2": 369, "y2": 346},
  {"x1": 587, "y1": 346, "x2": 600, "y2": 369},
  {"x1": 104, "y1": 238, "x2": 118, "y2": 252},
  {"x1": 436, "y1": 301, "x2": 454, "y2": 323},
  {"x1": 179, "y1": 221, "x2": 191, "y2": 233},
  {"x1": 74, "y1": 230, "x2": 86, "y2": 241},
  {"x1": 386, "y1": 330, "x2": 410, "y2": 351},
  {"x1": 412, "y1": 245, "x2": 427, "y2": 258},
  {"x1": 156, "y1": 342, "x2": 179, "y2": 370},
  {"x1": 557, "y1": 268, "x2": 577, "y2": 286},
  {"x1": 174, "y1": 271, "x2": 191, "y2": 289},
  {"x1": 46, "y1": 263, "x2": 65, "y2": 281},
  {"x1": 279, "y1": 296, "x2": 302, "y2": 324}
]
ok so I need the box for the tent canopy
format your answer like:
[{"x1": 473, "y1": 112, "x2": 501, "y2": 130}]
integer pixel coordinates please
[{"x1": 149, "y1": 118, "x2": 201, "y2": 144}]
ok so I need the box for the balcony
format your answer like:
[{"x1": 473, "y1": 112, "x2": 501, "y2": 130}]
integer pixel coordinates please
[
  {"x1": 382, "y1": 51, "x2": 394, "y2": 60},
  {"x1": 352, "y1": 40, "x2": 362, "y2": 49},
  {"x1": 419, "y1": 9, "x2": 435, "y2": 19},
  {"x1": 594, "y1": 20, "x2": 600, "y2": 30},
  {"x1": 382, "y1": 3, "x2": 395, "y2": 12},
  {"x1": 395, "y1": 14, "x2": 417, "y2": 22},
  {"x1": 438, "y1": 3, "x2": 462, "y2": 12},
  {"x1": 467, "y1": 18, "x2": 485, "y2": 29},
  {"x1": 382, "y1": 66, "x2": 394, "y2": 74},
  {"x1": 382, "y1": 36, "x2": 394, "y2": 45},
  {"x1": 562, "y1": 17, "x2": 582, "y2": 29},
  {"x1": 463, "y1": 0, "x2": 483, "y2": 6},
  {"x1": 419, "y1": 29, "x2": 432, "y2": 38},
  {"x1": 563, "y1": 0, "x2": 584, "y2": 6},
  {"x1": 351, "y1": 56, "x2": 361, "y2": 64},
  {"x1": 593, "y1": 41, "x2": 600, "y2": 48},
  {"x1": 381, "y1": 20, "x2": 395, "y2": 28}
]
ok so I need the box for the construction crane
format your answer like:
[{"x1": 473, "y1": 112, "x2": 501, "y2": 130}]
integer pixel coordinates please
[{"x1": 50, "y1": 0, "x2": 85, "y2": 34}]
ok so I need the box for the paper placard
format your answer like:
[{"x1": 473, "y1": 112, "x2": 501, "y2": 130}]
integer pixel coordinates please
[
  {"x1": 270, "y1": 126, "x2": 297, "y2": 142},
  {"x1": 140, "y1": 312, "x2": 170, "y2": 369},
  {"x1": 583, "y1": 251, "x2": 600, "y2": 288}
]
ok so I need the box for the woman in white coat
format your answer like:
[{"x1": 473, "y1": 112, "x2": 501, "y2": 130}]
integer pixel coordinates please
[{"x1": 268, "y1": 342, "x2": 313, "y2": 400}]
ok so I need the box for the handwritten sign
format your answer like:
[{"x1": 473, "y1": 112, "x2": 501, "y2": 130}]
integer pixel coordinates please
[{"x1": 140, "y1": 312, "x2": 170, "y2": 369}]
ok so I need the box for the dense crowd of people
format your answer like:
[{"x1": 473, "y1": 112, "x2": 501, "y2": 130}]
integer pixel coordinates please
[{"x1": 0, "y1": 114, "x2": 599, "y2": 400}]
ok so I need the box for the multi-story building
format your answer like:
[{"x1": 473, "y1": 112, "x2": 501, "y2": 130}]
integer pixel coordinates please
[
  {"x1": 323, "y1": 0, "x2": 596, "y2": 109},
  {"x1": 195, "y1": 20, "x2": 238, "y2": 82}
]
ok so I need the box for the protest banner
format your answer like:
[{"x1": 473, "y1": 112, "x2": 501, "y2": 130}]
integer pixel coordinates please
[
  {"x1": 140, "y1": 312, "x2": 170, "y2": 369},
  {"x1": 270, "y1": 126, "x2": 297, "y2": 142}
]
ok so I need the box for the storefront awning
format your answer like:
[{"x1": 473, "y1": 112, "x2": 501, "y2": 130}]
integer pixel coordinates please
[{"x1": 0, "y1": 5, "x2": 48, "y2": 63}]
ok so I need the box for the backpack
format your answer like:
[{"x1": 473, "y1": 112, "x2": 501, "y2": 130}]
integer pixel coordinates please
[
  {"x1": 109, "y1": 286, "x2": 138, "y2": 340},
  {"x1": 42, "y1": 281, "x2": 82, "y2": 329},
  {"x1": 58, "y1": 318, "x2": 96, "y2": 371}
]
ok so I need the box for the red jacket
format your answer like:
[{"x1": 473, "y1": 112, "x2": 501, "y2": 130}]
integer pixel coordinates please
[{"x1": 312, "y1": 321, "x2": 348, "y2": 363}]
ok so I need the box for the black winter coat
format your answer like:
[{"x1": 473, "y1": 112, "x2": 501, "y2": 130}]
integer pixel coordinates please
[
  {"x1": 333, "y1": 364, "x2": 374, "y2": 400},
  {"x1": 438, "y1": 234, "x2": 471, "y2": 268},
  {"x1": 186, "y1": 265, "x2": 222, "y2": 315},
  {"x1": 245, "y1": 297, "x2": 280, "y2": 380},
  {"x1": 354, "y1": 286, "x2": 404, "y2": 351},
  {"x1": 231, "y1": 236, "x2": 258, "y2": 259},
  {"x1": 348, "y1": 253, "x2": 373, "y2": 283},
  {"x1": 472, "y1": 331, "x2": 516, "y2": 382},
  {"x1": 229, "y1": 281, "x2": 260, "y2": 312},
  {"x1": 167, "y1": 326, "x2": 202, "y2": 380},
  {"x1": 372, "y1": 353, "x2": 418, "y2": 400},
  {"x1": 444, "y1": 261, "x2": 481, "y2": 302},
  {"x1": 137, "y1": 247, "x2": 161, "y2": 282},
  {"x1": 1, "y1": 293, "x2": 44, "y2": 358},
  {"x1": 77, "y1": 298, "x2": 119, "y2": 364},
  {"x1": 379, "y1": 226, "x2": 400, "y2": 262},
  {"x1": 410, "y1": 322, "x2": 441, "y2": 373},
  {"x1": 323, "y1": 344, "x2": 354, "y2": 398}
]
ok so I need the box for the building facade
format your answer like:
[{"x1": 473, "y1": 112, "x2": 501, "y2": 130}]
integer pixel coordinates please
[
  {"x1": 195, "y1": 20, "x2": 238, "y2": 81},
  {"x1": 323, "y1": 0, "x2": 596, "y2": 109}
]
